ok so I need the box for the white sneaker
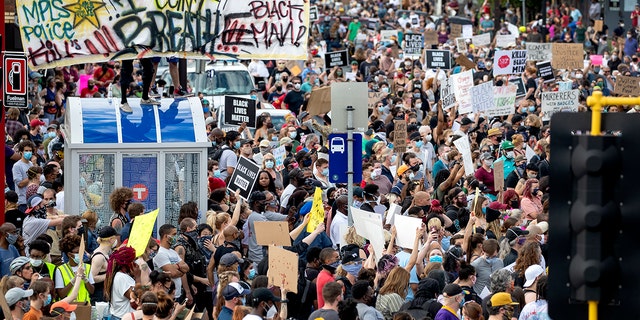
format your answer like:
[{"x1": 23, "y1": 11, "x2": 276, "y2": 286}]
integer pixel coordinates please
[
  {"x1": 141, "y1": 97, "x2": 161, "y2": 105},
  {"x1": 120, "y1": 102, "x2": 133, "y2": 113}
]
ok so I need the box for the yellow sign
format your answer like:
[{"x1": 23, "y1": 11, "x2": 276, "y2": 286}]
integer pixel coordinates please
[
  {"x1": 127, "y1": 209, "x2": 160, "y2": 257},
  {"x1": 306, "y1": 187, "x2": 324, "y2": 233}
]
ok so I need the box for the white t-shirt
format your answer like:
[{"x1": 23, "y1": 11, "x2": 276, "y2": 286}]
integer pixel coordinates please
[
  {"x1": 330, "y1": 211, "x2": 348, "y2": 249},
  {"x1": 110, "y1": 272, "x2": 136, "y2": 318},
  {"x1": 153, "y1": 246, "x2": 183, "y2": 299}
]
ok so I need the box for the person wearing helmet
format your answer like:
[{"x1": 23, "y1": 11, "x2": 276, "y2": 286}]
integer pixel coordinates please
[
  {"x1": 10, "y1": 257, "x2": 36, "y2": 290},
  {"x1": 495, "y1": 140, "x2": 517, "y2": 182}
]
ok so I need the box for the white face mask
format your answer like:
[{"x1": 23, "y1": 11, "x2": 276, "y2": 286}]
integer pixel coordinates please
[
  {"x1": 539, "y1": 234, "x2": 546, "y2": 245},
  {"x1": 266, "y1": 304, "x2": 278, "y2": 319},
  {"x1": 425, "y1": 134, "x2": 432, "y2": 141}
]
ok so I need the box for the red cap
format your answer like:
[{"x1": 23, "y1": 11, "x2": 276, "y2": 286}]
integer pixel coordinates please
[{"x1": 30, "y1": 119, "x2": 45, "y2": 128}]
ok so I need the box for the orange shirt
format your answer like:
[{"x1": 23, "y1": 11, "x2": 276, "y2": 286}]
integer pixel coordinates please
[{"x1": 22, "y1": 308, "x2": 43, "y2": 320}]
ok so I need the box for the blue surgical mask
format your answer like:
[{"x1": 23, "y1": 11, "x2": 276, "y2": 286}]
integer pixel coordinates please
[
  {"x1": 378, "y1": 106, "x2": 385, "y2": 113},
  {"x1": 213, "y1": 169, "x2": 221, "y2": 178},
  {"x1": 248, "y1": 269, "x2": 257, "y2": 280},
  {"x1": 73, "y1": 253, "x2": 80, "y2": 264},
  {"x1": 6, "y1": 233, "x2": 17, "y2": 245},
  {"x1": 415, "y1": 140, "x2": 423, "y2": 148},
  {"x1": 391, "y1": 155, "x2": 397, "y2": 163},
  {"x1": 265, "y1": 161, "x2": 274, "y2": 169},
  {"x1": 481, "y1": 207, "x2": 487, "y2": 214},
  {"x1": 250, "y1": 95, "x2": 257, "y2": 100},
  {"x1": 529, "y1": 106, "x2": 536, "y2": 112},
  {"x1": 203, "y1": 107, "x2": 210, "y2": 113},
  {"x1": 234, "y1": 141, "x2": 241, "y2": 149},
  {"x1": 23, "y1": 152, "x2": 32, "y2": 160},
  {"x1": 322, "y1": 168, "x2": 329, "y2": 176},
  {"x1": 429, "y1": 255, "x2": 443, "y2": 263},
  {"x1": 289, "y1": 132, "x2": 297, "y2": 139},
  {"x1": 45, "y1": 294, "x2": 52, "y2": 306}
]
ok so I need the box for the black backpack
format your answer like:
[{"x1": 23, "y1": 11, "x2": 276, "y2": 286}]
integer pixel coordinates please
[{"x1": 211, "y1": 145, "x2": 231, "y2": 162}]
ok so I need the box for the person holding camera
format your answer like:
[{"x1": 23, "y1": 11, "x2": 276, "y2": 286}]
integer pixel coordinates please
[{"x1": 22, "y1": 194, "x2": 65, "y2": 255}]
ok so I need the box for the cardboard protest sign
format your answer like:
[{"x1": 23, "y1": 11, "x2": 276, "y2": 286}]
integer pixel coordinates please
[
  {"x1": 225, "y1": 96, "x2": 256, "y2": 128},
  {"x1": 128, "y1": 209, "x2": 160, "y2": 257},
  {"x1": 403, "y1": 33, "x2": 423, "y2": 58},
  {"x1": 471, "y1": 81, "x2": 494, "y2": 113},
  {"x1": 272, "y1": 146, "x2": 286, "y2": 171},
  {"x1": 496, "y1": 34, "x2": 517, "y2": 48},
  {"x1": 393, "y1": 215, "x2": 423, "y2": 248},
  {"x1": 440, "y1": 77, "x2": 456, "y2": 110},
  {"x1": 16, "y1": 0, "x2": 311, "y2": 68},
  {"x1": 227, "y1": 156, "x2": 261, "y2": 200},
  {"x1": 493, "y1": 160, "x2": 504, "y2": 192},
  {"x1": 452, "y1": 70, "x2": 474, "y2": 114},
  {"x1": 393, "y1": 120, "x2": 407, "y2": 153},
  {"x1": 493, "y1": 50, "x2": 527, "y2": 76},
  {"x1": 368, "y1": 92, "x2": 387, "y2": 109},
  {"x1": 424, "y1": 30, "x2": 438, "y2": 47},
  {"x1": 453, "y1": 136, "x2": 474, "y2": 176},
  {"x1": 307, "y1": 86, "x2": 331, "y2": 115},
  {"x1": 255, "y1": 221, "x2": 291, "y2": 246},
  {"x1": 472, "y1": 33, "x2": 491, "y2": 47},
  {"x1": 487, "y1": 85, "x2": 517, "y2": 117},
  {"x1": 324, "y1": 50, "x2": 349, "y2": 68},
  {"x1": 351, "y1": 207, "x2": 384, "y2": 262},
  {"x1": 425, "y1": 50, "x2": 451, "y2": 69},
  {"x1": 594, "y1": 20, "x2": 603, "y2": 32},
  {"x1": 450, "y1": 24, "x2": 462, "y2": 38},
  {"x1": 613, "y1": 75, "x2": 640, "y2": 96},
  {"x1": 306, "y1": 187, "x2": 325, "y2": 232},
  {"x1": 309, "y1": 6, "x2": 319, "y2": 21},
  {"x1": 526, "y1": 43, "x2": 553, "y2": 61},
  {"x1": 541, "y1": 89, "x2": 580, "y2": 121},
  {"x1": 381, "y1": 30, "x2": 399, "y2": 42},
  {"x1": 456, "y1": 54, "x2": 476, "y2": 69},
  {"x1": 537, "y1": 61, "x2": 555, "y2": 82},
  {"x1": 551, "y1": 43, "x2": 584, "y2": 70},
  {"x1": 268, "y1": 246, "x2": 298, "y2": 293}
]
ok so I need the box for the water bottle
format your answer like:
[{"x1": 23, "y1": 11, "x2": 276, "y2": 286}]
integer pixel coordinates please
[{"x1": 107, "y1": 84, "x2": 113, "y2": 103}]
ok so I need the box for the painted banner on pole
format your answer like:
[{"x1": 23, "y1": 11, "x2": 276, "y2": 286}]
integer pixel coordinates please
[
  {"x1": 486, "y1": 85, "x2": 517, "y2": 117},
  {"x1": 471, "y1": 81, "x2": 494, "y2": 113},
  {"x1": 16, "y1": 0, "x2": 311, "y2": 68},
  {"x1": 452, "y1": 70, "x2": 474, "y2": 114},
  {"x1": 493, "y1": 50, "x2": 527, "y2": 76},
  {"x1": 541, "y1": 89, "x2": 580, "y2": 121}
]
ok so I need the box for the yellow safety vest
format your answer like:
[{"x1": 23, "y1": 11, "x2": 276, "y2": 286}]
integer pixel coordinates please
[{"x1": 57, "y1": 263, "x2": 91, "y2": 303}]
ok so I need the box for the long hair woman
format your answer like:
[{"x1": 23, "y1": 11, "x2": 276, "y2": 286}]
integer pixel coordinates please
[
  {"x1": 376, "y1": 267, "x2": 411, "y2": 320},
  {"x1": 104, "y1": 246, "x2": 140, "y2": 320}
]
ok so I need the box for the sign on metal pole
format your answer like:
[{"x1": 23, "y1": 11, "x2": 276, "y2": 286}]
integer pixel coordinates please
[
  {"x1": 328, "y1": 133, "x2": 362, "y2": 183},
  {"x1": 330, "y1": 82, "x2": 369, "y2": 132},
  {"x1": 3, "y1": 52, "x2": 27, "y2": 108}
]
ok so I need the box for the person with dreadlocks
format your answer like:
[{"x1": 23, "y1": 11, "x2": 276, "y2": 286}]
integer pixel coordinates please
[{"x1": 104, "y1": 246, "x2": 141, "y2": 320}]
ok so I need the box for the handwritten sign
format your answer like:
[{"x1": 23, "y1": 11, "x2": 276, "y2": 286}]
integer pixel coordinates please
[
  {"x1": 128, "y1": 209, "x2": 160, "y2": 257},
  {"x1": 487, "y1": 85, "x2": 517, "y2": 117},
  {"x1": 541, "y1": 89, "x2": 580, "y2": 121},
  {"x1": 368, "y1": 92, "x2": 386, "y2": 109},
  {"x1": 306, "y1": 187, "x2": 325, "y2": 232},
  {"x1": 462, "y1": 25, "x2": 473, "y2": 38},
  {"x1": 493, "y1": 50, "x2": 527, "y2": 76},
  {"x1": 450, "y1": 24, "x2": 462, "y2": 38},
  {"x1": 537, "y1": 61, "x2": 555, "y2": 82},
  {"x1": 452, "y1": 70, "x2": 474, "y2": 114},
  {"x1": 440, "y1": 77, "x2": 456, "y2": 110},
  {"x1": 496, "y1": 34, "x2": 517, "y2": 48},
  {"x1": 456, "y1": 37, "x2": 468, "y2": 53},
  {"x1": 594, "y1": 20, "x2": 603, "y2": 32},
  {"x1": 268, "y1": 246, "x2": 298, "y2": 293},
  {"x1": 272, "y1": 146, "x2": 286, "y2": 171},
  {"x1": 472, "y1": 33, "x2": 491, "y2": 47},
  {"x1": 381, "y1": 30, "x2": 399, "y2": 42},
  {"x1": 16, "y1": 0, "x2": 311, "y2": 69},
  {"x1": 425, "y1": 50, "x2": 451, "y2": 69},
  {"x1": 423, "y1": 30, "x2": 438, "y2": 47},
  {"x1": 403, "y1": 33, "x2": 423, "y2": 58},
  {"x1": 613, "y1": 75, "x2": 640, "y2": 96},
  {"x1": 526, "y1": 43, "x2": 552, "y2": 61},
  {"x1": 255, "y1": 221, "x2": 291, "y2": 246},
  {"x1": 552, "y1": 43, "x2": 584, "y2": 70},
  {"x1": 493, "y1": 160, "x2": 504, "y2": 192},
  {"x1": 471, "y1": 81, "x2": 494, "y2": 113},
  {"x1": 393, "y1": 120, "x2": 407, "y2": 153}
]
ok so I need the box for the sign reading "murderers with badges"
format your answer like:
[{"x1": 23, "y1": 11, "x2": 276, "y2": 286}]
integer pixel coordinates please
[
  {"x1": 425, "y1": 50, "x2": 451, "y2": 69},
  {"x1": 228, "y1": 156, "x2": 261, "y2": 200},
  {"x1": 225, "y1": 96, "x2": 256, "y2": 128}
]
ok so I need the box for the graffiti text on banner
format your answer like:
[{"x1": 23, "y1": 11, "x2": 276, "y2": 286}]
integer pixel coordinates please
[{"x1": 17, "y1": 0, "x2": 310, "y2": 68}]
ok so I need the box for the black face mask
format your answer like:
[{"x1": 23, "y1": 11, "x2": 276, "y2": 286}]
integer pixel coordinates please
[
  {"x1": 510, "y1": 199, "x2": 519, "y2": 208},
  {"x1": 420, "y1": 205, "x2": 431, "y2": 214},
  {"x1": 410, "y1": 164, "x2": 420, "y2": 172},
  {"x1": 285, "y1": 145, "x2": 293, "y2": 152},
  {"x1": 266, "y1": 123, "x2": 274, "y2": 129},
  {"x1": 77, "y1": 226, "x2": 85, "y2": 236},
  {"x1": 282, "y1": 77, "x2": 289, "y2": 82},
  {"x1": 276, "y1": 86, "x2": 282, "y2": 91}
]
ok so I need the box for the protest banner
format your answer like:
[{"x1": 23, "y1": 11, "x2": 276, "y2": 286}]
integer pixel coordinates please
[
  {"x1": 552, "y1": 43, "x2": 584, "y2": 70},
  {"x1": 590, "y1": 55, "x2": 603, "y2": 66},
  {"x1": 16, "y1": 0, "x2": 311, "y2": 69},
  {"x1": 403, "y1": 33, "x2": 423, "y2": 58},
  {"x1": 368, "y1": 92, "x2": 386, "y2": 109},
  {"x1": 227, "y1": 156, "x2": 261, "y2": 200},
  {"x1": 450, "y1": 24, "x2": 462, "y2": 38},
  {"x1": 541, "y1": 89, "x2": 580, "y2": 121},
  {"x1": 225, "y1": 96, "x2": 256, "y2": 128},
  {"x1": 440, "y1": 77, "x2": 456, "y2": 110},
  {"x1": 324, "y1": 50, "x2": 349, "y2": 68},
  {"x1": 613, "y1": 75, "x2": 640, "y2": 96},
  {"x1": 306, "y1": 187, "x2": 325, "y2": 232},
  {"x1": 536, "y1": 61, "x2": 555, "y2": 82},
  {"x1": 493, "y1": 160, "x2": 504, "y2": 192},
  {"x1": 255, "y1": 221, "x2": 291, "y2": 246},
  {"x1": 393, "y1": 215, "x2": 423, "y2": 248},
  {"x1": 351, "y1": 207, "x2": 384, "y2": 262},
  {"x1": 272, "y1": 146, "x2": 286, "y2": 171},
  {"x1": 425, "y1": 50, "x2": 452, "y2": 69},
  {"x1": 394, "y1": 120, "x2": 407, "y2": 153},
  {"x1": 496, "y1": 34, "x2": 517, "y2": 48},
  {"x1": 381, "y1": 30, "x2": 399, "y2": 42},
  {"x1": 594, "y1": 20, "x2": 603, "y2": 32},
  {"x1": 452, "y1": 70, "x2": 474, "y2": 114},
  {"x1": 424, "y1": 30, "x2": 438, "y2": 47},
  {"x1": 493, "y1": 50, "x2": 527, "y2": 76},
  {"x1": 453, "y1": 136, "x2": 474, "y2": 176},
  {"x1": 309, "y1": 5, "x2": 319, "y2": 21},
  {"x1": 471, "y1": 81, "x2": 494, "y2": 113},
  {"x1": 456, "y1": 54, "x2": 476, "y2": 69},
  {"x1": 526, "y1": 43, "x2": 553, "y2": 61},
  {"x1": 128, "y1": 209, "x2": 160, "y2": 257},
  {"x1": 268, "y1": 246, "x2": 298, "y2": 293},
  {"x1": 487, "y1": 85, "x2": 517, "y2": 117},
  {"x1": 472, "y1": 33, "x2": 491, "y2": 47}
]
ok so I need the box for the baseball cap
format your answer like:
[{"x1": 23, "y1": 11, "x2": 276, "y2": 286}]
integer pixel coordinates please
[
  {"x1": 29, "y1": 71, "x2": 43, "y2": 79},
  {"x1": 523, "y1": 265, "x2": 545, "y2": 287},
  {"x1": 50, "y1": 301, "x2": 77, "y2": 316},
  {"x1": 490, "y1": 292, "x2": 519, "y2": 307},
  {"x1": 252, "y1": 287, "x2": 281, "y2": 303},
  {"x1": 205, "y1": 117, "x2": 215, "y2": 126},
  {"x1": 487, "y1": 128, "x2": 501, "y2": 137},
  {"x1": 98, "y1": 226, "x2": 119, "y2": 238},
  {"x1": 505, "y1": 227, "x2": 529, "y2": 242},
  {"x1": 223, "y1": 282, "x2": 251, "y2": 300},
  {"x1": 460, "y1": 117, "x2": 473, "y2": 126},
  {"x1": 30, "y1": 119, "x2": 45, "y2": 127},
  {"x1": 443, "y1": 283, "x2": 464, "y2": 297},
  {"x1": 219, "y1": 253, "x2": 244, "y2": 266},
  {"x1": 5, "y1": 287, "x2": 33, "y2": 306},
  {"x1": 25, "y1": 195, "x2": 44, "y2": 214},
  {"x1": 341, "y1": 246, "x2": 364, "y2": 264},
  {"x1": 397, "y1": 164, "x2": 410, "y2": 176},
  {"x1": 259, "y1": 140, "x2": 270, "y2": 148},
  {"x1": 280, "y1": 137, "x2": 293, "y2": 146},
  {"x1": 480, "y1": 152, "x2": 495, "y2": 161}
]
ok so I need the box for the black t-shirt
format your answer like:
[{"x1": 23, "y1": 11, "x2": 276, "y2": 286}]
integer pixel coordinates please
[
  {"x1": 525, "y1": 78, "x2": 537, "y2": 101},
  {"x1": 5, "y1": 209, "x2": 25, "y2": 231},
  {"x1": 283, "y1": 90, "x2": 305, "y2": 115}
]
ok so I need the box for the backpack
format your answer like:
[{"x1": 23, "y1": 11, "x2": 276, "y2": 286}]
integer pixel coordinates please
[{"x1": 211, "y1": 145, "x2": 231, "y2": 162}]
